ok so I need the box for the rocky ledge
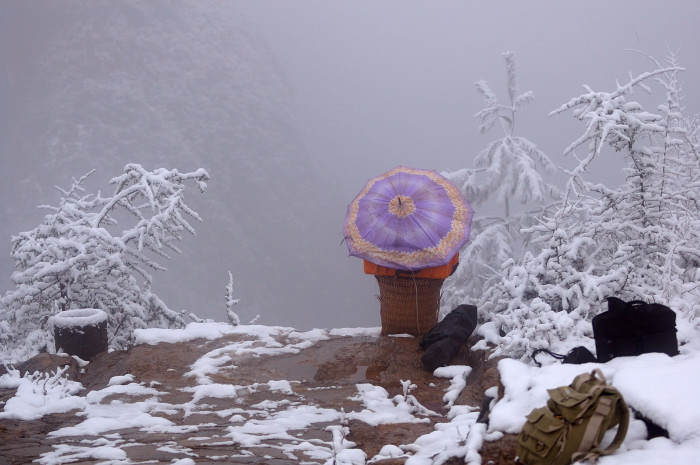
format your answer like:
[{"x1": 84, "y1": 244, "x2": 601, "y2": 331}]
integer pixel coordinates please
[{"x1": 0, "y1": 331, "x2": 517, "y2": 464}]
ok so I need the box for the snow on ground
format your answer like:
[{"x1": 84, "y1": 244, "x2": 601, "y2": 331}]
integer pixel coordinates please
[{"x1": 1, "y1": 321, "x2": 700, "y2": 464}]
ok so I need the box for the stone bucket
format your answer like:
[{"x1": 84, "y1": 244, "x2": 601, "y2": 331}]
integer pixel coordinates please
[{"x1": 52, "y1": 308, "x2": 108, "y2": 361}]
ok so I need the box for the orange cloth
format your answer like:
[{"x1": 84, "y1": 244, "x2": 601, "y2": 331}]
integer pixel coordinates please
[{"x1": 363, "y1": 253, "x2": 459, "y2": 280}]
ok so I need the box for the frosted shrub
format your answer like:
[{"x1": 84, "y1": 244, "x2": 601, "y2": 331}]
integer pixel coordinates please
[{"x1": 0, "y1": 365, "x2": 84, "y2": 421}]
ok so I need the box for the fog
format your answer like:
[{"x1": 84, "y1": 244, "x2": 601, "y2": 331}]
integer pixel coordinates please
[{"x1": 2, "y1": 1, "x2": 699, "y2": 330}]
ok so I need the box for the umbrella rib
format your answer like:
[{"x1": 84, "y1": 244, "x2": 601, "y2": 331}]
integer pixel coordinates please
[{"x1": 409, "y1": 215, "x2": 441, "y2": 256}]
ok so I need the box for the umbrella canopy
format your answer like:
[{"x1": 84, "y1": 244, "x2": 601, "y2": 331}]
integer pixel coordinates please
[{"x1": 344, "y1": 166, "x2": 473, "y2": 271}]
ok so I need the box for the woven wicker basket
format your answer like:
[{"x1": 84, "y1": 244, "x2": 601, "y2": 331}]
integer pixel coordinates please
[{"x1": 376, "y1": 275, "x2": 444, "y2": 336}]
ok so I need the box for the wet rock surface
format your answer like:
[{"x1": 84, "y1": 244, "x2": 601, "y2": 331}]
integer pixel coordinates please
[{"x1": 0, "y1": 332, "x2": 516, "y2": 464}]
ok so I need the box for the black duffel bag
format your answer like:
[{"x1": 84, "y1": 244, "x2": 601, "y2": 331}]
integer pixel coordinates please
[
  {"x1": 419, "y1": 304, "x2": 478, "y2": 371},
  {"x1": 593, "y1": 297, "x2": 679, "y2": 363}
]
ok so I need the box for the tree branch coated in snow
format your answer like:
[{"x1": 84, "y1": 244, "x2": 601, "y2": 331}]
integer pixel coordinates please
[{"x1": 1, "y1": 164, "x2": 210, "y2": 357}]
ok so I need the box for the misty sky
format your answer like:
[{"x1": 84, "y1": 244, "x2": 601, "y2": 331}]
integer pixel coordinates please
[
  {"x1": 238, "y1": 0, "x2": 700, "y2": 197},
  {"x1": 2, "y1": 1, "x2": 700, "y2": 330}
]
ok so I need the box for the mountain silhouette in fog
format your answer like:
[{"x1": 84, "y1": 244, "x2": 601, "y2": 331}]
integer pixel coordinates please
[{"x1": 0, "y1": 0, "x2": 375, "y2": 329}]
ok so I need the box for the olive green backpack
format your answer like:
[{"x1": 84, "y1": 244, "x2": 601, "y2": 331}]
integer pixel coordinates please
[{"x1": 516, "y1": 369, "x2": 629, "y2": 465}]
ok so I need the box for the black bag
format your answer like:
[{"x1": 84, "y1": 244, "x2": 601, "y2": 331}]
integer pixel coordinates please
[
  {"x1": 419, "y1": 304, "x2": 477, "y2": 371},
  {"x1": 593, "y1": 297, "x2": 679, "y2": 363},
  {"x1": 531, "y1": 346, "x2": 597, "y2": 367}
]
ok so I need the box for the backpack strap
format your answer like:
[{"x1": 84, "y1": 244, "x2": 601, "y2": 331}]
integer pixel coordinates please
[
  {"x1": 577, "y1": 396, "x2": 612, "y2": 454},
  {"x1": 572, "y1": 390, "x2": 630, "y2": 464},
  {"x1": 572, "y1": 368, "x2": 605, "y2": 391},
  {"x1": 531, "y1": 348, "x2": 566, "y2": 367}
]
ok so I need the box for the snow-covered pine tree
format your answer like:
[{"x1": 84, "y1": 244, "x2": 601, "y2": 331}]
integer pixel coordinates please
[
  {"x1": 479, "y1": 56, "x2": 700, "y2": 360},
  {"x1": 0, "y1": 164, "x2": 209, "y2": 360},
  {"x1": 468, "y1": 52, "x2": 558, "y2": 217},
  {"x1": 441, "y1": 52, "x2": 559, "y2": 315}
]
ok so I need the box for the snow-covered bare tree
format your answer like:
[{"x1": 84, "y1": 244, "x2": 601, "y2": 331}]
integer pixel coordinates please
[
  {"x1": 648, "y1": 52, "x2": 700, "y2": 299},
  {"x1": 226, "y1": 270, "x2": 240, "y2": 326},
  {"x1": 442, "y1": 52, "x2": 559, "y2": 315},
  {"x1": 478, "y1": 55, "x2": 700, "y2": 360},
  {"x1": 0, "y1": 164, "x2": 209, "y2": 360}
]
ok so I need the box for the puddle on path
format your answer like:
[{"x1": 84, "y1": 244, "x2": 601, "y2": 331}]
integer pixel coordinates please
[{"x1": 352, "y1": 364, "x2": 389, "y2": 383}]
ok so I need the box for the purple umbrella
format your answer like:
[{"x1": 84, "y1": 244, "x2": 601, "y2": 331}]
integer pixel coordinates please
[{"x1": 344, "y1": 166, "x2": 473, "y2": 271}]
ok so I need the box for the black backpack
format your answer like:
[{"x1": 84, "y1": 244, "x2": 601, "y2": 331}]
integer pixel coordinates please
[{"x1": 593, "y1": 297, "x2": 679, "y2": 363}]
